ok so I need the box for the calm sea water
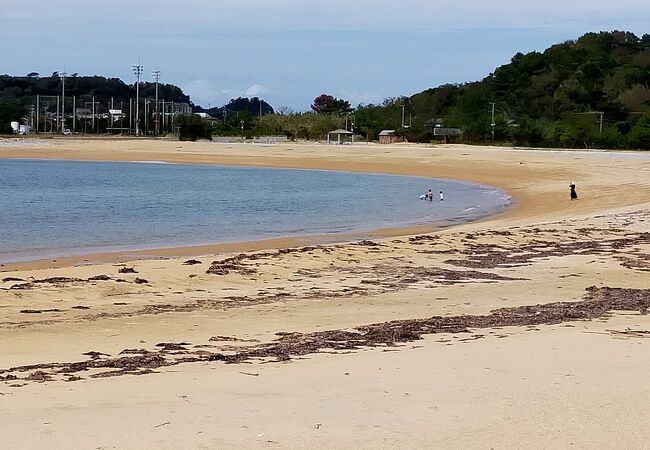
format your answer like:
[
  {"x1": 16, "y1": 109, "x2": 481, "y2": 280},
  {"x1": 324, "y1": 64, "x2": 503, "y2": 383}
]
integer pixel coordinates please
[{"x1": 0, "y1": 159, "x2": 511, "y2": 263}]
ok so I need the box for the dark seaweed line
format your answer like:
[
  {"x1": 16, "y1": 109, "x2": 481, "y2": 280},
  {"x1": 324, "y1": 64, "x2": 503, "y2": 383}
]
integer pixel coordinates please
[{"x1": 1, "y1": 286, "x2": 648, "y2": 385}]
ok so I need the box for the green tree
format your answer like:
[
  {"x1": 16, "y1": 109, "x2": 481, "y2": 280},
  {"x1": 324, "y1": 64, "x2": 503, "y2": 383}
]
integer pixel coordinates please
[
  {"x1": 174, "y1": 114, "x2": 212, "y2": 141},
  {"x1": 0, "y1": 100, "x2": 25, "y2": 134},
  {"x1": 510, "y1": 118, "x2": 544, "y2": 147},
  {"x1": 564, "y1": 114, "x2": 601, "y2": 148},
  {"x1": 626, "y1": 112, "x2": 650, "y2": 149},
  {"x1": 311, "y1": 94, "x2": 352, "y2": 115},
  {"x1": 258, "y1": 112, "x2": 344, "y2": 140}
]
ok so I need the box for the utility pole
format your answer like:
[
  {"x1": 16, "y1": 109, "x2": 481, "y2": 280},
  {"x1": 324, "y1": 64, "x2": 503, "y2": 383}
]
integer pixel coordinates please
[
  {"x1": 575, "y1": 111, "x2": 605, "y2": 133},
  {"x1": 598, "y1": 111, "x2": 604, "y2": 133},
  {"x1": 152, "y1": 70, "x2": 161, "y2": 136},
  {"x1": 489, "y1": 102, "x2": 496, "y2": 140},
  {"x1": 85, "y1": 99, "x2": 99, "y2": 133},
  {"x1": 401, "y1": 104, "x2": 405, "y2": 128},
  {"x1": 59, "y1": 72, "x2": 67, "y2": 133},
  {"x1": 145, "y1": 99, "x2": 149, "y2": 134},
  {"x1": 29, "y1": 105, "x2": 35, "y2": 131},
  {"x1": 131, "y1": 63, "x2": 143, "y2": 135},
  {"x1": 161, "y1": 100, "x2": 165, "y2": 132},
  {"x1": 36, "y1": 95, "x2": 40, "y2": 133}
]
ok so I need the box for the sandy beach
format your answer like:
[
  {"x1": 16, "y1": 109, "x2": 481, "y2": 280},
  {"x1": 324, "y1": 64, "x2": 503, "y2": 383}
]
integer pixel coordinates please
[{"x1": 1, "y1": 138, "x2": 649, "y2": 449}]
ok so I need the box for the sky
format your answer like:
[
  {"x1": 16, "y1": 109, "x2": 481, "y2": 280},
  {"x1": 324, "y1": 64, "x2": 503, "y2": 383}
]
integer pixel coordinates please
[{"x1": 2, "y1": 1, "x2": 649, "y2": 110}]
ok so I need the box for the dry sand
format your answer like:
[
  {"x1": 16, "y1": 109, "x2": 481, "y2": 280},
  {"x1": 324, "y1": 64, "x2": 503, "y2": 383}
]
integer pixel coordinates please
[{"x1": 1, "y1": 138, "x2": 649, "y2": 449}]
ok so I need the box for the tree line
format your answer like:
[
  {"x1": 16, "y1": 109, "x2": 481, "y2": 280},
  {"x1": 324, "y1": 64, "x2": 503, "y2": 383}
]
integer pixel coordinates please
[
  {"x1": 254, "y1": 31, "x2": 650, "y2": 149},
  {"x1": 3, "y1": 31, "x2": 650, "y2": 148}
]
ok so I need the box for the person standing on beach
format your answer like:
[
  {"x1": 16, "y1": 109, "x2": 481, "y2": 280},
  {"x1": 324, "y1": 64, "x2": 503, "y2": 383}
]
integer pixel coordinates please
[
  {"x1": 439, "y1": 191, "x2": 444, "y2": 202},
  {"x1": 569, "y1": 182, "x2": 578, "y2": 200}
]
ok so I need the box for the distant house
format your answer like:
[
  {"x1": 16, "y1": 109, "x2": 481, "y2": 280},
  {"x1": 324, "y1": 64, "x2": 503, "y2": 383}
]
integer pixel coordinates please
[
  {"x1": 378, "y1": 130, "x2": 405, "y2": 144},
  {"x1": 424, "y1": 118, "x2": 445, "y2": 128},
  {"x1": 171, "y1": 102, "x2": 192, "y2": 115},
  {"x1": 195, "y1": 112, "x2": 221, "y2": 126},
  {"x1": 162, "y1": 102, "x2": 192, "y2": 122}
]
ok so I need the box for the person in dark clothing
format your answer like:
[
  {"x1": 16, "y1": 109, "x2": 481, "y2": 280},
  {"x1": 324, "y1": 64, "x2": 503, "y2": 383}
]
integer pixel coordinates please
[{"x1": 569, "y1": 181, "x2": 578, "y2": 200}]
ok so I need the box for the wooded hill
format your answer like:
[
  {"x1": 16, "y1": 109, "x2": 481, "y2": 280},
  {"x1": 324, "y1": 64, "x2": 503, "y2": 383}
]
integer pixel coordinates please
[
  {"x1": 0, "y1": 73, "x2": 278, "y2": 136},
  {"x1": 0, "y1": 73, "x2": 191, "y2": 134},
  {"x1": 0, "y1": 73, "x2": 190, "y2": 108},
  {"x1": 352, "y1": 31, "x2": 650, "y2": 149}
]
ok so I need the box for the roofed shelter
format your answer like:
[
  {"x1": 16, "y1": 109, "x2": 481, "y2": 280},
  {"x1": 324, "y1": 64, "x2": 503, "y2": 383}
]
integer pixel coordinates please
[{"x1": 327, "y1": 129, "x2": 353, "y2": 145}]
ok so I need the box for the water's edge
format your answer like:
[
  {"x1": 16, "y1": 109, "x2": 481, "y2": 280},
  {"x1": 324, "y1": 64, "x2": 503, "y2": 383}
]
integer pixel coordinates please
[{"x1": 0, "y1": 159, "x2": 512, "y2": 264}]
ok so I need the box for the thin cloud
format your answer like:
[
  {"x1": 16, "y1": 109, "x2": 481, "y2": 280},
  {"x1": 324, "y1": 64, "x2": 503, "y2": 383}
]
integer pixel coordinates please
[
  {"x1": 337, "y1": 90, "x2": 384, "y2": 107},
  {"x1": 245, "y1": 84, "x2": 270, "y2": 96},
  {"x1": 183, "y1": 80, "x2": 221, "y2": 106},
  {"x1": 4, "y1": 1, "x2": 649, "y2": 32},
  {"x1": 184, "y1": 81, "x2": 273, "y2": 106}
]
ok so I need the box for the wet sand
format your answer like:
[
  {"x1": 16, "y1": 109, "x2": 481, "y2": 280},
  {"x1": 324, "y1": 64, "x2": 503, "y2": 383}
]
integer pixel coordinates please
[{"x1": 1, "y1": 139, "x2": 649, "y2": 449}]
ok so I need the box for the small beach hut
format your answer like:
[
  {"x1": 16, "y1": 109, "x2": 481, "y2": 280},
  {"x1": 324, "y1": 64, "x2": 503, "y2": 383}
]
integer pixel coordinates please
[
  {"x1": 327, "y1": 129, "x2": 353, "y2": 145},
  {"x1": 378, "y1": 130, "x2": 405, "y2": 144}
]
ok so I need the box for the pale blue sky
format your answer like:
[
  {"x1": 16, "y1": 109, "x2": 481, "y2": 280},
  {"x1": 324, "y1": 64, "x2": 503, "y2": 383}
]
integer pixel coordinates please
[{"x1": 2, "y1": 1, "x2": 649, "y2": 110}]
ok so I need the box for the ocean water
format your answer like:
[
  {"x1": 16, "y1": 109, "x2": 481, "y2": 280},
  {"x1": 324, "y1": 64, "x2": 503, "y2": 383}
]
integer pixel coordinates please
[{"x1": 0, "y1": 159, "x2": 511, "y2": 263}]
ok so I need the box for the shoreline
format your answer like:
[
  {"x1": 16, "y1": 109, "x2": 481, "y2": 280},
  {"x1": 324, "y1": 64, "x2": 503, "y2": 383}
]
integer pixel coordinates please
[
  {"x1": 3, "y1": 139, "x2": 648, "y2": 270},
  {"x1": 0, "y1": 222, "x2": 444, "y2": 271},
  {"x1": 0, "y1": 143, "x2": 520, "y2": 271}
]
